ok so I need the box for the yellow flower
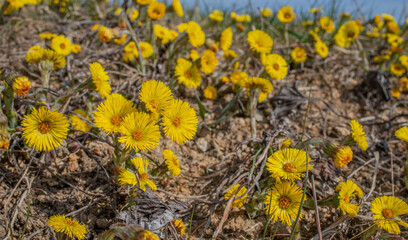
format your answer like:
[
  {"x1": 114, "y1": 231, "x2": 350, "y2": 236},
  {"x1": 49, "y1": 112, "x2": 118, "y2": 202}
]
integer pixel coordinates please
[
  {"x1": 118, "y1": 157, "x2": 157, "y2": 191},
  {"x1": 188, "y1": 49, "x2": 200, "y2": 61},
  {"x1": 332, "y1": 146, "x2": 353, "y2": 168},
  {"x1": 186, "y1": 22, "x2": 205, "y2": 47},
  {"x1": 26, "y1": 46, "x2": 66, "y2": 70},
  {"x1": 147, "y1": 1, "x2": 166, "y2": 20},
  {"x1": 390, "y1": 63, "x2": 406, "y2": 76},
  {"x1": 291, "y1": 47, "x2": 307, "y2": 63},
  {"x1": 261, "y1": 8, "x2": 273, "y2": 17},
  {"x1": 373, "y1": 15, "x2": 383, "y2": 28},
  {"x1": 128, "y1": 8, "x2": 139, "y2": 21},
  {"x1": 22, "y1": 107, "x2": 69, "y2": 152},
  {"x1": 350, "y1": 120, "x2": 368, "y2": 151},
  {"x1": 366, "y1": 31, "x2": 380, "y2": 38},
  {"x1": 93, "y1": 93, "x2": 136, "y2": 134},
  {"x1": 69, "y1": 109, "x2": 92, "y2": 132},
  {"x1": 309, "y1": 7, "x2": 322, "y2": 13},
  {"x1": 136, "y1": 42, "x2": 154, "y2": 58},
  {"x1": 277, "y1": 6, "x2": 296, "y2": 23},
  {"x1": 386, "y1": 33, "x2": 402, "y2": 47},
  {"x1": 224, "y1": 184, "x2": 248, "y2": 208},
  {"x1": 371, "y1": 196, "x2": 408, "y2": 234},
  {"x1": 230, "y1": 71, "x2": 248, "y2": 87},
  {"x1": 334, "y1": 21, "x2": 360, "y2": 48},
  {"x1": 398, "y1": 76, "x2": 408, "y2": 90},
  {"x1": 399, "y1": 55, "x2": 408, "y2": 69},
  {"x1": 220, "y1": 76, "x2": 229, "y2": 84},
  {"x1": 336, "y1": 180, "x2": 363, "y2": 217},
  {"x1": 71, "y1": 44, "x2": 81, "y2": 53},
  {"x1": 247, "y1": 30, "x2": 273, "y2": 54},
  {"x1": 386, "y1": 21, "x2": 399, "y2": 34},
  {"x1": 264, "y1": 181, "x2": 304, "y2": 226},
  {"x1": 391, "y1": 87, "x2": 401, "y2": 98},
  {"x1": 220, "y1": 27, "x2": 233, "y2": 51},
  {"x1": 163, "y1": 149, "x2": 181, "y2": 176},
  {"x1": 203, "y1": 85, "x2": 217, "y2": 100},
  {"x1": 373, "y1": 55, "x2": 390, "y2": 63},
  {"x1": 89, "y1": 62, "x2": 111, "y2": 98},
  {"x1": 50, "y1": 35, "x2": 72, "y2": 56},
  {"x1": 280, "y1": 139, "x2": 291, "y2": 149},
  {"x1": 98, "y1": 26, "x2": 113, "y2": 42},
  {"x1": 209, "y1": 10, "x2": 224, "y2": 22},
  {"x1": 173, "y1": 219, "x2": 186, "y2": 236},
  {"x1": 224, "y1": 49, "x2": 237, "y2": 59},
  {"x1": 319, "y1": 16, "x2": 335, "y2": 32},
  {"x1": 114, "y1": 7, "x2": 122, "y2": 15},
  {"x1": 236, "y1": 23, "x2": 245, "y2": 32},
  {"x1": 233, "y1": 61, "x2": 240, "y2": 69},
  {"x1": 114, "y1": 34, "x2": 127, "y2": 45},
  {"x1": 136, "y1": 0, "x2": 153, "y2": 5},
  {"x1": 161, "y1": 99, "x2": 197, "y2": 144},
  {"x1": 172, "y1": 0, "x2": 183, "y2": 17},
  {"x1": 12, "y1": 76, "x2": 31, "y2": 97},
  {"x1": 263, "y1": 54, "x2": 288, "y2": 80},
  {"x1": 339, "y1": 12, "x2": 352, "y2": 19},
  {"x1": 242, "y1": 77, "x2": 273, "y2": 102},
  {"x1": 118, "y1": 112, "x2": 160, "y2": 152},
  {"x1": 39, "y1": 32, "x2": 57, "y2": 40},
  {"x1": 140, "y1": 80, "x2": 173, "y2": 113},
  {"x1": 200, "y1": 50, "x2": 218, "y2": 74},
  {"x1": 266, "y1": 148, "x2": 313, "y2": 182},
  {"x1": 309, "y1": 28, "x2": 321, "y2": 41},
  {"x1": 315, "y1": 41, "x2": 328, "y2": 58},
  {"x1": 175, "y1": 58, "x2": 202, "y2": 88},
  {"x1": 48, "y1": 215, "x2": 86, "y2": 240},
  {"x1": 302, "y1": 21, "x2": 313, "y2": 27},
  {"x1": 395, "y1": 126, "x2": 408, "y2": 142}
]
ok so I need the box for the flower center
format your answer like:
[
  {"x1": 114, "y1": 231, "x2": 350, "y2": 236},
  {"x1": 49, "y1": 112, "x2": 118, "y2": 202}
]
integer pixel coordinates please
[
  {"x1": 279, "y1": 196, "x2": 292, "y2": 209},
  {"x1": 184, "y1": 71, "x2": 192, "y2": 78},
  {"x1": 60, "y1": 43, "x2": 66, "y2": 49},
  {"x1": 383, "y1": 208, "x2": 395, "y2": 219},
  {"x1": 256, "y1": 41, "x2": 263, "y2": 47},
  {"x1": 273, "y1": 63, "x2": 280, "y2": 70},
  {"x1": 153, "y1": 9, "x2": 160, "y2": 16},
  {"x1": 140, "y1": 173, "x2": 149, "y2": 181},
  {"x1": 283, "y1": 163, "x2": 297, "y2": 173},
  {"x1": 172, "y1": 116, "x2": 181, "y2": 127},
  {"x1": 347, "y1": 31, "x2": 355, "y2": 38},
  {"x1": 343, "y1": 196, "x2": 350, "y2": 203},
  {"x1": 321, "y1": 47, "x2": 325, "y2": 52},
  {"x1": 140, "y1": 46, "x2": 145, "y2": 51},
  {"x1": 172, "y1": 158, "x2": 179, "y2": 166},
  {"x1": 296, "y1": 50, "x2": 304, "y2": 58},
  {"x1": 65, "y1": 218, "x2": 77, "y2": 226},
  {"x1": 132, "y1": 130, "x2": 144, "y2": 141},
  {"x1": 111, "y1": 115, "x2": 123, "y2": 126},
  {"x1": 284, "y1": 13, "x2": 291, "y2": 19},
  {"x1": 150, "y1": 100, "x2": 158, "y2": 110},
  {"x1": 38, "y1": 121, "x2": 51, "y2": 134}
]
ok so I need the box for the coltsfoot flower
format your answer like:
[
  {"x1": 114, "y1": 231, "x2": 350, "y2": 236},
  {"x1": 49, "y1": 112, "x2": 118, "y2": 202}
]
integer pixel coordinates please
[
  {"x1": 224, "y1": 184, "x2": 248, "y2": 208},
  {"x1": 371, "y1": 196, "x2": 408, "y2": 234},
  {"x1": 48, "y1": 215, "x2": 86, "y2": 240}
]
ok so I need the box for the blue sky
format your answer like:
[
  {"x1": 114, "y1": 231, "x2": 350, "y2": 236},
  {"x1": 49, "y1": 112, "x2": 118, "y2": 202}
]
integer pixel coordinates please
[{"x1": 178, "y1": 0, "x2": 408, "y2": 21}]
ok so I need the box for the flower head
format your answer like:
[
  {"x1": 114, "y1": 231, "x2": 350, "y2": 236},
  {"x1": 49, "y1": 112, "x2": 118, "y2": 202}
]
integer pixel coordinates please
[
  {"x1": 335, "y1": 21, "x2": 360, "y2": 48},
  {"x1": 319, "y1": 16, "x2": 335, "y2": 32},
  {"x1": 89, "y1": 62, "x2": 111, "y2": 98},
  {"x1": 118, "y1": 157, "x2": 157, "y2": 191},
  {"x1": 173, "y1": 219, "x2": 186, "y2": 236},
  {"x1": 336, "y1": 180, "x2": 363, "y2": 216},
  {"x1": 175, "y1": 58, "x2": 202, "y2": 88},
  {"x1": 263, "y1": 54, "x2": 288, "y2": 80},
  {"x1": 172, "y1": 0, "x2": 183, "y2": 17},
  {"x1": 137, "y1": 0, "x2": 153, "y2": 5},
  {"x1": 242, "y1": 77, "x2": 273, "y2": 102},
  {"x1": 188, "y1": 49, "x2": 200, "y2": 61},
  {"x1": 390, "y1": 63, "x2": 406, "y2": 76},
  {"x1": 118, "y1": 111, "x2": 160, "y2": 152},
  {"x1": 230, "y1": 71, "x2": 248, "y2": 87},
  {"x1": 147, "y1": 1, "x2": 166, "y2": 20},
  {"x1": 220, "y1": 27, "x2": 232, "y2": 51},
  {"x1": 12, "y1": 76, "x2": 31, "y2": 97},
  {"x1": 224, "y1": 184, "x2": 248, "y2": 208},
  {"x1": 315, "y1": 41, "x2": 328, "y2": 58},
  {"x1": 26, "y1": 46, "x2": 66, "y2": 70},
  {"x1": 22, "y1": 107, "x2": 69, "y2": 152},
  {"x1": 247, "y1": 30, "x2": 273, "y2": 54},
  {"x1": 264, "y1": 181, "x2": 304, "y2": 226},
  {"x1": 266, "y1": 148, "x2": 313, "y2": 182},
  {"x1": 371, "y1": 196, "x2": 408, "y2": 234},
  {"x1": 209, "y1": 10, "x2": 224, "y2": 22},
  {"x1": 291, "y1": 47, "x2": 307, "y2": 63},
  {"x1": 163, "y1": 149, "x2": 181, "y2": 176},
  {"x1": 200, "y1": 49, "x2": 218, "y2": 74},
  {"x1": 93, "y1": 93, "x2": 136, "y2": 134},
  {"x1": 137, "y1": 42, "x2": 154, "y2": 58},
  {"x1": 48, "y1": 215, "x2": 86, "y2": 240},
  {"x1": 261, "y1": 8, "x2": 273, "y2": 17},
  {"x1": 277, "y1": 6, "x2": 296, "y2": 23},
  {"x1": 333, "y1": 146, "x2": 353, "y2": 168},
  {"x1": 98, "y1": 26, "x2": 113, "y2": 42},
  {"x1": 161, "y1": 99, "x2": 197, "y2": 144},
  {"x1": 39, "y1": 32, "x2": 58, "y2": 40},
  {"x1": 203, "y1": 85, "x2": 217, "y2": 100},
  {"x1": 51, "y1": 35, "x2": 72, "y2": 56},
  {"x1": 140, "y1": 80, "x2": 173, "y2": 113},
  {"x1": 185, "y1": 22, "x2": 205, "y2": 47},
  {"x1": 69, "y1": 109, "x2": 92, "y2": 132},
  {"x1": 350, "y1": 120, "x2": 368, "y2": 151},
  {"x1": 395, "y1": 126, "x2": 408, "y2": 142}
]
